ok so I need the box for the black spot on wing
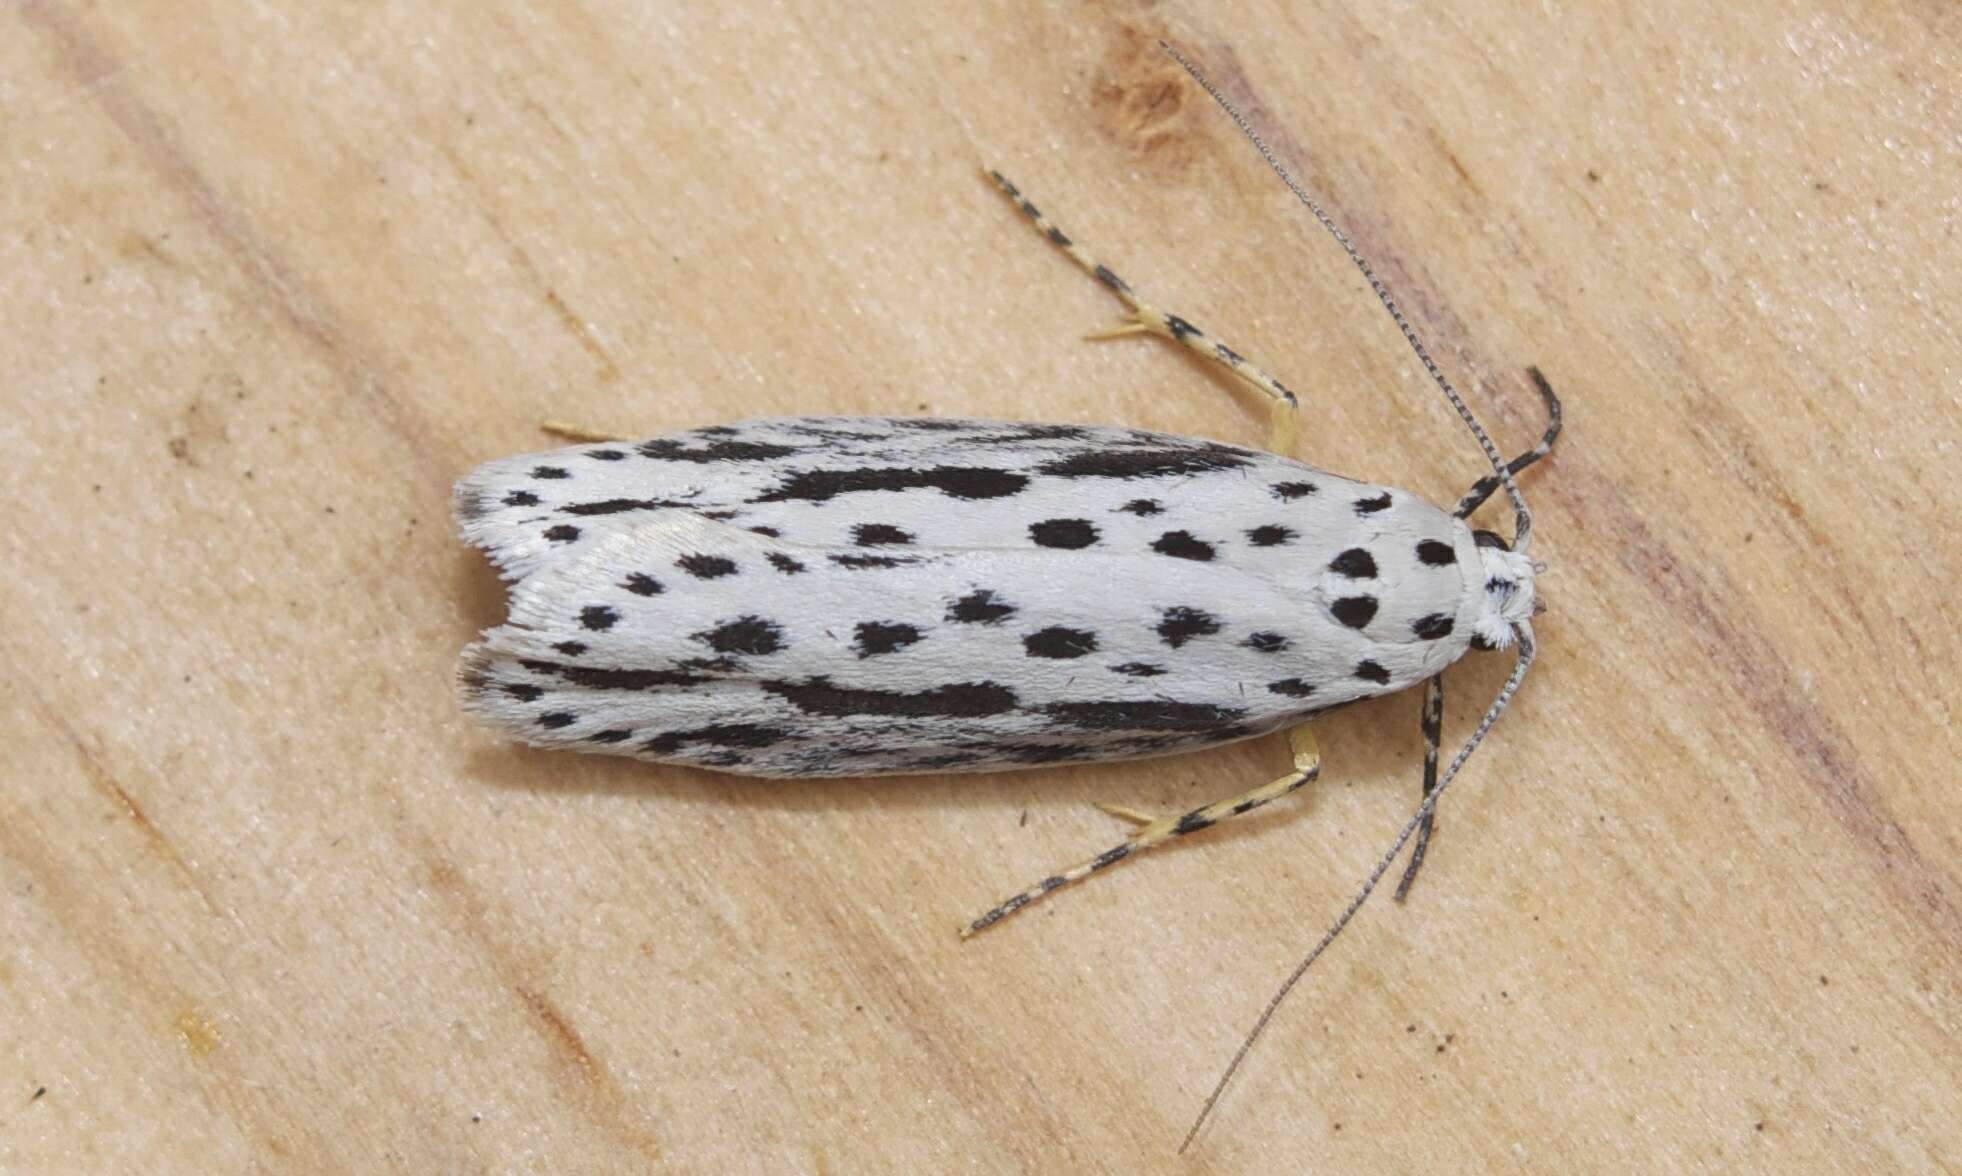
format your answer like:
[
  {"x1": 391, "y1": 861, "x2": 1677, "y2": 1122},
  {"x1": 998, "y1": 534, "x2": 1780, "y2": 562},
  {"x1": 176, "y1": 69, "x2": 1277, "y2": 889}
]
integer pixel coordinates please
[
  {"x1": 1331, "y1": 596, "x2": 1379, "y2": 628},
  {"x1": 560, "y1": 498, "x2": 694, "y2": 516},
  {"x1": 1417, "y1": 539, "x2": 1457, "y2": 566},
  {"x1": 531, "y1": 466, "x2": 569, "y2": 480},
  {"x1": 1110, "y1": 662, "x2": 1166, "y2": 677},
  {"x1": 586, "y1": 449, "x2": 627, "y2": 461},
  {"x1": 1152, "y1": 531, "x2": 1215, "y2": 561},
  {"x1": 1354, "y1": 493, "x2": 1393, "y2": 514},
  {"x1": 829, "y1": 553, "x2": 919, "y2": 569},
  {"x1": 853, "y1": 621, "x2": 923, "y2": 657},
  {"x1": 955, "y1": 423, "x2": 1092, "y2": 444},
  {"x1": 643, "y1": 722, "x2": 789, "y2": 754},
  {"x1": 1156, "y1": 606, "x2": 1222, "y2": 648},
  {"x1": 751, "y1": 466, "x2": 1029, "y2": 503},
  {"x1": 537, "y1": 712, "x2": 576, "y2": 729},
  {"x1": 1413, "y1": 613, "x2": 1456, "y2": 639},
  {"x1": 947, "y1": 589, "x2": 1015, "y2": 624},
  {"x1": 781, "y1": 423, "x2": 889, "y2": 442},
  {"x1": 1038, "y1": 700, "x2": 1246, "y2": 732},
  {"x1": 767, "y1": 552, "x2": 806, "y2": 575},
  {"x1": 1243, "y1": 631, "x2": 1290, "y2": 653},
  {"x1": 544, "y1": 524, "x2": 580, "y2": 542},
  {"x1": 763, "y1": 679, "x2": 1018, "y2": 717},
  {"x1": 677, "y1": 553, "x2": 738, "y2": 579},
  {"x1": 518, "y1": 659, "x2": 713, "y2": 690},
  {"x1": 1267, "y1": 678, "x2": 1317, "y2": 698},
  {"x1": 589, "y1": 729, "x2": 634, "y2": 743},
  {"x1": 1246, "y1": 524, "x2": 1295, "y2": 547},
  {"x1": 852, "y1": 523, "x2": 914, "y2": 546},
  {"x1": 579, "y1": 605, "x2": 619, "y2": 631},
  {"x1": 621, "y1": 573, "x2": 664, "y2": 596},
  {"x1": 501, "y1": 682, "x2": 543, "y2": 701},
  {"x1": 1329, "y1": 548, "x2": 1378, "y2": 579},
  {"x1": 1023, "y1": 627, "x2": 1098, "y2": 659},
  {"x1": 1029, "y1": 518, "x2": 1099, "y2": 549},
  {"x1": 1355, "y1": 660, "x2": 1392, "y2": 684},
  {"x1": 1118, "y1": 499, "x2": 1163, "y2": 516},
  {"x1": 502, "y1": 490, "x2": 540, "y2": 507},
  {"x1": 1035, "y1": 447, "x2": 1251, "y2": 479},
  {"x1": 552, "y1": 641, "x2": 587, "y2": 656},
  {"x1": 1271, "y1": 481, "x2": 1316, "y2": 500},
  {"x1": 637, "y1": 438, "x2": 801, "y2": 462},
  {"x1": 694, "y1": 615, "x2": 786, "y2": 655}
]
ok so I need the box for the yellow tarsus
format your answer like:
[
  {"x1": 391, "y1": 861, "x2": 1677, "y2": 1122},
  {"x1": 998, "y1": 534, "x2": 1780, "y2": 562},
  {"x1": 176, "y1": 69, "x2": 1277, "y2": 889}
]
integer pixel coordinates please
[
  {"x1": 539, "y1": 420, "x2": 626, "y2": 443},
  {"x1": 962, "y1": 726, "x2": 1322, "y2": 937},
  {"x1": 987, "y1": 170, "x2": 1304, "y2": 457}
]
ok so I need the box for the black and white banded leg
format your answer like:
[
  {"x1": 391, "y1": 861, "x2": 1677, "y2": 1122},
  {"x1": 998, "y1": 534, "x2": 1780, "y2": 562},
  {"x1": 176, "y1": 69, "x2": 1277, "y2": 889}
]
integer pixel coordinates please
[
  {"x1": 988, "y1": 169, "x2": 1303, "y2": 456},
  {"x1": 964, "y1": 725, "x2": 1321, "y2": 936},
  {"x1": 1394, "y1": 675, "x2": 1445, "y2": 902}
]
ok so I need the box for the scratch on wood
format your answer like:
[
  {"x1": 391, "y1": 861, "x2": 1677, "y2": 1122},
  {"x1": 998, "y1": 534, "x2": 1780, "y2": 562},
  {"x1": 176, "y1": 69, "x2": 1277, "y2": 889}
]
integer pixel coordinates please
[
  {"x1": 438, "y1": 143, "x2": 621, "y2": 383},
  {"x1": 419, "y1": 852, "x2": 663, "y2": 1160},
  {"x1": 517, "y1": 986, "x2": 605, "y2": 1087},
  {"x1": 18, "y1": 0, "x2": 455, "y2": 480},
  {"x1": 37, "y1": 703, "x2": 220, "y2": 916},
  {"x1": 541, "y1": 288, "x2": 622, "y2": 383},
  {"x1": 1560, "y1": 468, "x2": 1962, "y2": 981},
  {"x1": 1425, "y1": 124, "x2": 1486, "y2": 201}
]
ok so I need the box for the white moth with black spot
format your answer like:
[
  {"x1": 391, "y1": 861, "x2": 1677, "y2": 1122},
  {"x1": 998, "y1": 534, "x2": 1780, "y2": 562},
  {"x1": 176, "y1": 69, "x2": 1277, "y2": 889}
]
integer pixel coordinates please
[
  {"x1": 455, "y1": 44, "x2": 1560, "y2": 1152},
  {"x1": 458, "y1": 414, "x2": 1528, "y2": 769}
]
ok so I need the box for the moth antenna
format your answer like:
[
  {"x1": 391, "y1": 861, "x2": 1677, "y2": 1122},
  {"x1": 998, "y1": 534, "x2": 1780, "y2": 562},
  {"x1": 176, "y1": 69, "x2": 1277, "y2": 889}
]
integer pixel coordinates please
[
  {"x1": 1162, "y1": 41, "x2": 1545, "y2": 1150},
  {"x1": 1158, "y1": 41, "x2": 1536, "y2": 552},
  {"x1": 1179, "y1": 623, "x2": 1536, "y2": 1154}
]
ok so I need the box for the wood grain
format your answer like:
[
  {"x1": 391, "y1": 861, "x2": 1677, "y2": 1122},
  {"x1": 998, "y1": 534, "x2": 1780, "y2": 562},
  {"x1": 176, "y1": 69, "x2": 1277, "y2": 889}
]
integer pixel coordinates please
[{"x1": 4, "y1": 1, "x2": 1957, "y2": 1170}]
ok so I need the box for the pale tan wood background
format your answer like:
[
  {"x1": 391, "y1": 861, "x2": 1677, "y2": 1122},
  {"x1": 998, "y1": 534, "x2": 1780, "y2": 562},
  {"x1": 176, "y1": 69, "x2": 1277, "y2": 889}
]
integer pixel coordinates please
[{"x1": 3, "y1": 0, "x2": 1957, "y2": 1171}]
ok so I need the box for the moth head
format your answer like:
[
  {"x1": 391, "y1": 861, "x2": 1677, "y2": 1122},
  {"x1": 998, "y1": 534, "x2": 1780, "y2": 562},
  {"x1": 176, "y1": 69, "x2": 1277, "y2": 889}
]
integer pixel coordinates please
[{"x1": 1470, "y1": 529, "x2": 1537, "y2": 651}]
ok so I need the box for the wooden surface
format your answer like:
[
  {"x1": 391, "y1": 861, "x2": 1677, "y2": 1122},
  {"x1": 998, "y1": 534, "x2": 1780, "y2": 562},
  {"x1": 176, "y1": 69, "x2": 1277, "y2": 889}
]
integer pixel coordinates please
[{"x1": 5, "y1": 1, "x2": 1958, "y2": 1171}]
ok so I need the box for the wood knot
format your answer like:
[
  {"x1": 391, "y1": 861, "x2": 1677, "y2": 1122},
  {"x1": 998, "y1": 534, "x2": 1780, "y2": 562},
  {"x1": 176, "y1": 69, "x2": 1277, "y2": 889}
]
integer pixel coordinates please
[{"x1": 1090, "y1": 25, "x2": 1199, "y2": 169}]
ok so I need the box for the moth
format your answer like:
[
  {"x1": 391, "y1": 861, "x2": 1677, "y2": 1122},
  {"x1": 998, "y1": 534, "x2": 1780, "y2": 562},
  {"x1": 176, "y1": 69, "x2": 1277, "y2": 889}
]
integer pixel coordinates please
[{"x1": 454, "y1": 45, "x2": 1559, "y2": 1149}]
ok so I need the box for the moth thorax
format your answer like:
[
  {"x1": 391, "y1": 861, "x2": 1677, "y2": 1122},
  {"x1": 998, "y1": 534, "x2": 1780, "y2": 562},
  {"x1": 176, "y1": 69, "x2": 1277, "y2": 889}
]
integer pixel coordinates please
[{"x1": 1472, "y1": 543, "x2": 1537, "y2": 651}]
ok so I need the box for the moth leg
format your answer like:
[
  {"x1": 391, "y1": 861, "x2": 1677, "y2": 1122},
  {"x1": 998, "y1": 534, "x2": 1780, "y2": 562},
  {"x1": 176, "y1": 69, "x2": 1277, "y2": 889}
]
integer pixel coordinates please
[
  {"x1": 539, "y1": 420, "x2": 627, "y2": 443},
  {"x1": 1394, "y1": 675, "x2": 1445, "y2": 902},
  {"x1": 987, "y1": 169, "x2": 1301, "y2": 456},
  {"x1": 1094, "y1": 801, "x2": 1160, "y2": 826},
  {"x1": 963, "y1": 725, "x2": 1320, "y2": 937}
]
